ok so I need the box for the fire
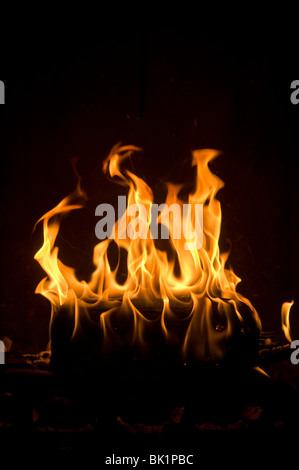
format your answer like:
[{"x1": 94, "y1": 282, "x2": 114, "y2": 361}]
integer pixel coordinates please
[
  {"x1": 281, "y1": 300, "x2": 294, "y2": 343},
  {"x1": 34, "y1": 144, "x2": 262, "y2": 363}
]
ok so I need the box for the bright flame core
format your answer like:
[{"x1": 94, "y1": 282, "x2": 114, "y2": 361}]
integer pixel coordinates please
[
  {"x1": 281, "y1": 300, "x2": 294, "y2": 343},
  {"x1": 34, "y1": 145, "x2": 262, "y2": 363}
]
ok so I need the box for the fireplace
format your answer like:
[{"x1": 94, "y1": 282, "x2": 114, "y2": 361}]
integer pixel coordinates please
[{"x1": 1, "y1": 33, "x2": 299, "y2": 464}]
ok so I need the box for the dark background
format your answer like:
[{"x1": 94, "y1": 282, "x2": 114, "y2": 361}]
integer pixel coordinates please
[{"x1": 0, "y1": 31, "x2": 299, "y2": 353}]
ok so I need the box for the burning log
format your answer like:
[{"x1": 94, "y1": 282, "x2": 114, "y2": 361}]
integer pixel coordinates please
[
  {"x1": 1, "y1": 336, "x2": 297, "y2": 435},
  {"x1": 49, "y1": 297, "x2": 261, "y2": 369}
]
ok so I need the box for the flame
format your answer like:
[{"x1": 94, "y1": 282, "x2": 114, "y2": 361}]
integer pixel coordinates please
[
  {"x1": 281, "y1": 300, "x2": 294, "y2": 343},
  {"x1": 34, "y1": 145, "x2": 262, "y2": 363}
]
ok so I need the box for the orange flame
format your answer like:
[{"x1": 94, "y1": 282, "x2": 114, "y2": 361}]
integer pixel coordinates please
[
  {"x1": 281, "y1": 300, "x2": 294, "y2": 343},
  {"x1": 34, "y1": 145, "x2": 262, "y2": 363}
]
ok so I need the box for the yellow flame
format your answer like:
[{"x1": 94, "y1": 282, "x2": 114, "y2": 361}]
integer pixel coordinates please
[
  {"x1": 34, "y1": 145, "x2": 262, "y2": 362},
  {"x1": 281, "y1": 300, "x2": 294, "y2": 343}
]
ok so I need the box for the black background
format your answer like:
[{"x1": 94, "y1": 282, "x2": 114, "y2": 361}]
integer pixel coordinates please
[{"x1": 1, "y1": 30, "x2": 299, "y2": 354}]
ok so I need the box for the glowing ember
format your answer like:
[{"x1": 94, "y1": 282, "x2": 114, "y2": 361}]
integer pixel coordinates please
[{"x1": 34, "y1": 144, "x2": 262, "y2": 363}]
